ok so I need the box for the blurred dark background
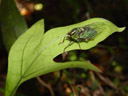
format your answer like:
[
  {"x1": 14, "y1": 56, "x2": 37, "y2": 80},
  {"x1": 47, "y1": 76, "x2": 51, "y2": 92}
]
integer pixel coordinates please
[{"x1": 0, "y1": 0, "x2": 128, "y2": 96}]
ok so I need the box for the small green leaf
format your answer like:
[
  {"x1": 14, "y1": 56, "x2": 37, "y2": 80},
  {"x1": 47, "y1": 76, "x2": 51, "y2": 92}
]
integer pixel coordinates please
[
  {"x1": 5, "y1": 18, "x2": 125, "y2": 96},
  {"x1": 0, "y1": 0, "x2": 28, "y2": 51}
]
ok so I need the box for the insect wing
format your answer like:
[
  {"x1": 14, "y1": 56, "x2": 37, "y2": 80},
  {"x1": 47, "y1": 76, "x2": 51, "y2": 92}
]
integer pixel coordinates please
[{"x1": 85, "y1": 22, "x2": 105, "y2": 34}]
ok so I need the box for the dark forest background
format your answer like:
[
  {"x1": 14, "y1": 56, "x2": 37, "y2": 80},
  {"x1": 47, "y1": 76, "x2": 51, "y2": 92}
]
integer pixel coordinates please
[{"x1": 0, "y1": 0, "x2": 128, "y2": 96}]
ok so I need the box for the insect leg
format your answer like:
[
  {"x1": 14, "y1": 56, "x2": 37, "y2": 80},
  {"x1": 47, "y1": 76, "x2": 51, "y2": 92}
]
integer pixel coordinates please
[
  {"x1": 77, "y1": 42, "x2": 81, "y2": 49},
  {"x1": 58, "y1": 35, "x2": 69, "y2": 45},
  {"x1": 63, "y1": 41, "x2": 74, "y2": 52}
]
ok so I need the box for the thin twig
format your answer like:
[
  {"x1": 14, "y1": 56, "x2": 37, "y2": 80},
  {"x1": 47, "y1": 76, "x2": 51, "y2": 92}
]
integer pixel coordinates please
[
  {"x1": 37, "y1": 76, "x2": 55, "y2": 96},
  {"x1": 96, "y1": 72, "x2": 117, "y2": 90},
  {"x1": 70, "y1": 85, "x2": 77, "y2": 96},
  {"x1": 90, "y1": 71, "x2": 105, "y2": 95}
]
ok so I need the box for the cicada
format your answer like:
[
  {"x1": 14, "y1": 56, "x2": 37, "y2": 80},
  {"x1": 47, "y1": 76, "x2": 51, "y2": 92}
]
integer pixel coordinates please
[{"x1": 59, "y1": 22, "x2": 105, "y2": 52}]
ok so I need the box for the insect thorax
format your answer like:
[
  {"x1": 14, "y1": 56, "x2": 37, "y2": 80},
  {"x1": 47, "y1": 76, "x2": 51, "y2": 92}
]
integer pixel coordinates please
[{"x1": 68, "y1": 27, "x2": 85, "y2": 41}]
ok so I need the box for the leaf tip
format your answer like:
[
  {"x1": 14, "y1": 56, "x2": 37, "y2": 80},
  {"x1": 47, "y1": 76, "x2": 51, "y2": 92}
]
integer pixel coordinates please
[{"x1": 118, "y1": 27, "x2": 126, "y2": 32}]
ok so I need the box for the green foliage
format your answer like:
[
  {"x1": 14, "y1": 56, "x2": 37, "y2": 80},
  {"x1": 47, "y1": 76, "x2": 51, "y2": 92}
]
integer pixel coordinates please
[
  {"x1": 0, "y1": 88, "x2": 4, "y2": 94},
  {"x1": 5, "y1": 18, "x2": 125, "y2": 96},
  {"x1": 0, "y1": 0, "x2": 28, "y2": 51}
]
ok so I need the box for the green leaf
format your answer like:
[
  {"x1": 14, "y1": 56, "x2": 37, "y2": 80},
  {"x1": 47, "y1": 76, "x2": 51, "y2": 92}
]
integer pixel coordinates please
[
  {"x1": 0, "y1": 0, "x2": 28, "y2": 51},
  {"x1": 5, "y1": 18, "x2": 125, "y2": 96},
  {"x1": 5, "y1": 19, "x2": 45, "y2": 96}
]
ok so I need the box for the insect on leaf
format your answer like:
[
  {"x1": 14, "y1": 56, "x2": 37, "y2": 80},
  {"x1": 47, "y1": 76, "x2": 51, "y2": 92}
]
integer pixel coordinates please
[
  {"x1": 59, "y1": 22, "x2": 106, "y2": 52},
  {"x1": 5, "y1": 18, "x2": 125, "y2": 96}
]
